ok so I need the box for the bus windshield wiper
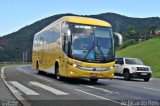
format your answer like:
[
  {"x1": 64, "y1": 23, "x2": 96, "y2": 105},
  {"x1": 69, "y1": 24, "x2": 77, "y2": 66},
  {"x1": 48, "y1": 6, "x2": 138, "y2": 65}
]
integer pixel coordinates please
[
  {"x1": 96, "y1": 42, "x2": 105, "y2": 61},
  {"x1": 83, "y1": 44, "x2": 94, "y2": 60}
]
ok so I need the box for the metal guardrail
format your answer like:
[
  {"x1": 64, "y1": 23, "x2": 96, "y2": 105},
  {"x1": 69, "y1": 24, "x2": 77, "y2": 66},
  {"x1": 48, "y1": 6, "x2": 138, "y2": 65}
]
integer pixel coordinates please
[{"x1": 0, "y1": 62, "x2": 31, "y2": 64}]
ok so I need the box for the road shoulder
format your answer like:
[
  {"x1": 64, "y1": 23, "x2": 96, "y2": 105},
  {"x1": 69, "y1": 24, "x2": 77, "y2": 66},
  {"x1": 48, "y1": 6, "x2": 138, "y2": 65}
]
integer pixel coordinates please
[
  {"x1": 0, "y1": 67, "x2": 17, "y2": 100},
  {"x1": 0, "y1": 67, "x2": 22, "y2": 106}
]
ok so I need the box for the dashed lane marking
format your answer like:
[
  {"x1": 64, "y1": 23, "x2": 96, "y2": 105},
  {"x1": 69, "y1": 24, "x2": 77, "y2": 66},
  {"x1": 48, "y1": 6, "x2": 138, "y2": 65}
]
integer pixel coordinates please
[
  {"x1": 75, "y1": 89, "x2": 122, "y2": 105},
  {"x1": 81, "y1": 85, "x2": 120, "y2": 94},
  {"x1": 143, "y1": 87, "x2": 160, "y2": 92}
]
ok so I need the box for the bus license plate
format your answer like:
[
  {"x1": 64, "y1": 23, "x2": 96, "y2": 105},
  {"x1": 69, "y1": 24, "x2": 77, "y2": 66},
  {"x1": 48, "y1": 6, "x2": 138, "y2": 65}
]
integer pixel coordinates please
[
  {"x1": 141, "y1": 73, "x2": 148, "y2": 75},
  {"x1": 90, "y1": 73, "x2": 97, "y2": 77}
]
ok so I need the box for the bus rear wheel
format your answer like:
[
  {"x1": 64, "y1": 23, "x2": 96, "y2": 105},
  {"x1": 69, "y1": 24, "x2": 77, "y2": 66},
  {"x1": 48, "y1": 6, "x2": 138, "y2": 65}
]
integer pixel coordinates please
[
  {"x1": 36, "y1": 62, "x2": 44, "y2": 75},
  {"x1": 90, "y1": 78, "x2": 98, "y2": 83}
]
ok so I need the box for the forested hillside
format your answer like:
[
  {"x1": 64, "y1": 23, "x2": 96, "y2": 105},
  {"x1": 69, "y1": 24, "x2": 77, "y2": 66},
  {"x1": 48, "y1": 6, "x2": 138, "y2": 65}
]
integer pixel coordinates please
[{"x1": 0, "y1": 13, "x2": 160, "y2": 62}]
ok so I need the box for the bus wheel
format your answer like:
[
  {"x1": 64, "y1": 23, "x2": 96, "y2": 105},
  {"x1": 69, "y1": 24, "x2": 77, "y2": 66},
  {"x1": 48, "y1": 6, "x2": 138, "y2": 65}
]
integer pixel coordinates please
[
  {"x1": 55, "y1": 64, "x2": 62, "y2": 80},
  {"x1": 36, "y1": 62, "x2": 40, "y2": 74},
  {"x1": 36, "y1": 62, "x2": 44, "y2": 75},
  {"x1": 90, "y1": 78, "x2": 98, "y2": 83}
]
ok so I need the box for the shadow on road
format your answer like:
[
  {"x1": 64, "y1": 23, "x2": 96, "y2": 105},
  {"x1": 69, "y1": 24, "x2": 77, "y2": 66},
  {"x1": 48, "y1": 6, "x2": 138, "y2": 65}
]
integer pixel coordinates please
[
  {"x1": 38, "y1": 72, "x2": 108, "y2": 86},
  {"x1": 114, "y1": 77, "x2": 146, "y2": 82}
]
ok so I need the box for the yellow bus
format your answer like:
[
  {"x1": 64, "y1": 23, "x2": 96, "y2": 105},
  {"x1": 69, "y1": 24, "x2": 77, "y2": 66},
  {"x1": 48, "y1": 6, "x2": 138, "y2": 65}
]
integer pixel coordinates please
[{"x1": 32, "y1": 16, "x2": 115, "y2": 83}]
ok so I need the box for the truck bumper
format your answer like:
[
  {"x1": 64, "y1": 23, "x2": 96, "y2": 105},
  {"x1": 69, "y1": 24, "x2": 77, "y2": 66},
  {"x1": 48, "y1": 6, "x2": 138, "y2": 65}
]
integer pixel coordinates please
[{"x1": 131, "y1": 72, "x2": 152, "y2": 79}]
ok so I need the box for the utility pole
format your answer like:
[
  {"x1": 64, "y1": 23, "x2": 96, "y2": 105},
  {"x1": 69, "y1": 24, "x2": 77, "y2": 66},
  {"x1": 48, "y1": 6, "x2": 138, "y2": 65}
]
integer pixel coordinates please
[
  {"x1": 23, "y1": 51, "x2": 27, "y2": 63},
  {"x1": 26, "y1": 51, "x2": 27, "y2": 62},
  {"x1": 23, "y1": 52, "x2": 24, "y2": 63}
]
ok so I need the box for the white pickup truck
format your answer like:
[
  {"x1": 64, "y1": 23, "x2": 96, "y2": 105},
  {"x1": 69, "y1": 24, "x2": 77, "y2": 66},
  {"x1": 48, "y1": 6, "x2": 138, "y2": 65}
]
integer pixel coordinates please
[{"x1": 114, "y1": 58, "x2": 152, "y2": 82}]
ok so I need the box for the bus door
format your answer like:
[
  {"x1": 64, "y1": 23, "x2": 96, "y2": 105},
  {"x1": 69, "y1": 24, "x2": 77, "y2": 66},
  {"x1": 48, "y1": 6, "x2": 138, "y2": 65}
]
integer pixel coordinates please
[
  {"x1": 62, "y1": 34, "x2": 70, "y2": 75},
  {"x1": 38, "y1": 37, "x2": 45, "y2": 65}
]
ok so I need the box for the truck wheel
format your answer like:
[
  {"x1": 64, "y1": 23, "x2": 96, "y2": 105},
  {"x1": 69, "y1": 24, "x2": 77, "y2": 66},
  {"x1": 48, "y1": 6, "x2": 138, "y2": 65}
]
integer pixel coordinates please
[
  {"x1": 124, "y1": 71, "x2": 130, "y2": 81},
  {"x1": 144, "y1": 78, "x2": 150, "y2": 82},
  {"x1": 90, "y1": 78, "x2": 98, "y2": 83}
]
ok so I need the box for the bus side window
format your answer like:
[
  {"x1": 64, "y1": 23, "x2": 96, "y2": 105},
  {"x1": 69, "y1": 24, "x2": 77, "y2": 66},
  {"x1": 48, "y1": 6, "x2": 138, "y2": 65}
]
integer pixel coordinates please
[
  {"x1": 62, "y1": 22, "x2": 69, "y2": 55},
  {"x1": 64, "y1": 35, "x2": 68, "y2": 55}
]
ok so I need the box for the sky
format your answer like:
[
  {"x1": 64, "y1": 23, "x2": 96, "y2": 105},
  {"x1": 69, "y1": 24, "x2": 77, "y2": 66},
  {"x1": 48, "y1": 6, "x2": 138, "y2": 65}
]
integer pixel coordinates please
[{"x1": 0, "y1": 0, "x2": 160, "y2": 36}]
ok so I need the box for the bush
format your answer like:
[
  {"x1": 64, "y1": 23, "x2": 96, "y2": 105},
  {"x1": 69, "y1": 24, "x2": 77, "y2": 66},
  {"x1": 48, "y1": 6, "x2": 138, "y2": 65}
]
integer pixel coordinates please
[{"x1": 117, "y1": 39, "x2": 137, "y2": 50}]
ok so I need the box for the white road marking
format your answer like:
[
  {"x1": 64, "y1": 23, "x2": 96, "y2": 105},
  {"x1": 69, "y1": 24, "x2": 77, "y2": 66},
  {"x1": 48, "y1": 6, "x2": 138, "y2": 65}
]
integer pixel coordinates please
[
  {"x1": 17, "y1": 66, "x2": 53, "y2": 83},
  {"x1": 37, "y1": 76, "x2": 52, "y2": 82},
  {"x1": 10, "y1": 81, "x2": 39, "y2": 95},
  {"x1": 82, "y1": 85, "x2": 120, "y2": 94},
  {"x1": 1, "y1": 67, "x2": 32, "y2": 106},
  {"x1": 143, "y1": 87, "x2": 160, "y2": 92},
  {"x1": 30, "y1": 81, "x2": 68, "y2": 95},
  {"x1": 75, "y1": 89, "x2": 109, "y2": 100},
  {"x1": 1, "y1": 67, "x2": 22, "y2": 97},
  {"x1": 75, "y1": 89, "x2": 122, "y2": 105},
  {"x1": 1, "y1": 67, "x2": 6, "y2": 79},
  {"x1": 114, "y1": 76, "x2": 123, "y2": 79}
]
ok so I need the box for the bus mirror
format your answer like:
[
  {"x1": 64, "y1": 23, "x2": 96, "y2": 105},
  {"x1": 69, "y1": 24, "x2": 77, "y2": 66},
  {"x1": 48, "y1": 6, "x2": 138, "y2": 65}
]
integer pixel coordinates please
[{"x1": 113, "y1": 32, "x2": 123, "y2": 45}]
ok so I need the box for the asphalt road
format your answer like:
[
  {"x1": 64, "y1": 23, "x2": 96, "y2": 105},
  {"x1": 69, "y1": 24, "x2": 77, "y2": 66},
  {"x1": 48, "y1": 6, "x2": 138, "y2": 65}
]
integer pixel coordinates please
[{"x1": 1, "y1": 65, "x2": 160, "y2": 106}]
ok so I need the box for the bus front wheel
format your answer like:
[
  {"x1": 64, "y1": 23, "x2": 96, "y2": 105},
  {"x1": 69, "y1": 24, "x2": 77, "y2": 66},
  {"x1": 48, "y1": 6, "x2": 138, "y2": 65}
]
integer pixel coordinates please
[
  {"x1": 55, "y1": 64, "x2": 62, "y2": 80},
  {"x1": 90, "y1": 78, "x2": 98, "y2": 83}
]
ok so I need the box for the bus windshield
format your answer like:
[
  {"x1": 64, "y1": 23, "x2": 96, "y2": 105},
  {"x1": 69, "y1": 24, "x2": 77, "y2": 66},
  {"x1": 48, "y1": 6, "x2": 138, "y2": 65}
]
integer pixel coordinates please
[{"x1": 69, "y1": 23, "x2": 114, "y2": 63}]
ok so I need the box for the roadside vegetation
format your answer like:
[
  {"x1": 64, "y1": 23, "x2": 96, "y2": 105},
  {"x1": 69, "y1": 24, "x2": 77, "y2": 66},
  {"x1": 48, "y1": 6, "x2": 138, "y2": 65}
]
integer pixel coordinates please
[
  {"x1": 0, "y1": 64, "x2": 16, "y2": 67},
  {"x1": 0, "y1": 13, "x2": 160, "y2": 62},
  {"x1": 0, "y1": 62, "x2": 30, "y2": 67},
  {"x1": 116, "y1": 37, "x2": 160, "y2": 78}
]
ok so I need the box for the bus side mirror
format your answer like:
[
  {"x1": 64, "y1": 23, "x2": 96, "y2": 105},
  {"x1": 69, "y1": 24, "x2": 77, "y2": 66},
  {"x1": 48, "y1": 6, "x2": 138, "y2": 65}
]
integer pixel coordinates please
[{"x1": 113, "y1": 32, "x2": 123, "y2": 45}]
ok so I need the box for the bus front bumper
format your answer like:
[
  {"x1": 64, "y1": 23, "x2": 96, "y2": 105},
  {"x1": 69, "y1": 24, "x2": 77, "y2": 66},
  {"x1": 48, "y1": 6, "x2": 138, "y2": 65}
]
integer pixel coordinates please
[{"x1": 67, "y1": 65, "x2": 114, "y2": 79}]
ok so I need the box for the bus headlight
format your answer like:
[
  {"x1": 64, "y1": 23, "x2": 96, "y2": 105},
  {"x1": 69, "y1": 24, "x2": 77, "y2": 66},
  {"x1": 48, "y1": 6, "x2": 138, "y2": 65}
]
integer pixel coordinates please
[
  {"x1": 72, "y1": 63, "x2": 77, "y2": 68},
  {"x1": 110, "y1": 66, "x2": 114, "y2": 69},
  {"x1": 70, "y1": 71, "x2": 74, "y2": 74},
  {"x1": 67, "y1": 60, "x2": 79, "y2": 68}
]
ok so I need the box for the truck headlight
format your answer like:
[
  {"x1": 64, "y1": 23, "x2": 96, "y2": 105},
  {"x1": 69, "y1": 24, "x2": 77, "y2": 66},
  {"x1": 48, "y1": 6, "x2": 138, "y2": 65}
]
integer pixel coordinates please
[
  {"x1": 150, "y1": 67, "x2": 152, "y2": 71},
  {"x1": 131, "y1": 67, "x2": 137, "y2": 71}
]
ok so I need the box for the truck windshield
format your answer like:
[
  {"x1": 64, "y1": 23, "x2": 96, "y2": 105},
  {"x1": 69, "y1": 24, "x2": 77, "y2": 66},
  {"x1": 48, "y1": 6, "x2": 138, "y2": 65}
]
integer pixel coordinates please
[
  {"x1": 125, "y1": 58, "x2": 144, "y2": 65},
  {"x1": 69, "y1": 23, "x2": 114, "y2": 63}
]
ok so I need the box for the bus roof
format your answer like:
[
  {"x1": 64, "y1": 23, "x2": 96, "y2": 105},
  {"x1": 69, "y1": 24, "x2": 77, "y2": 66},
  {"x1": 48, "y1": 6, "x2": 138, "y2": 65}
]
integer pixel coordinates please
[
  {"x1": 63, "y1": 16, "x2": 111, "y2": 27},
  {"x1": 36, "y1": 16, "x2": 111, "y2": 35}
]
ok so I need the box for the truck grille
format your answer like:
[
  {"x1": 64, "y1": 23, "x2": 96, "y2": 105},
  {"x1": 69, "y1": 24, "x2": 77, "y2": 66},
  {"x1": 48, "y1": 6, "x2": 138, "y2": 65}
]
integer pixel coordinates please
[{"x1": 137, "y1": 67, "x2": 149, "y2": 71}]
